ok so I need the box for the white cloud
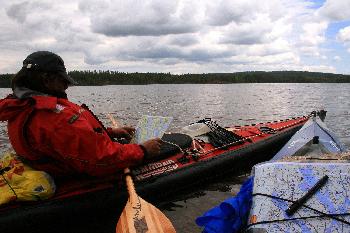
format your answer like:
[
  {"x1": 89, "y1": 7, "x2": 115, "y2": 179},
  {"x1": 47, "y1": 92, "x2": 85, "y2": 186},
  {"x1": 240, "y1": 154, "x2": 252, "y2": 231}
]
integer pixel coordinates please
[
  {"x1": 168, "y1": 34, "x2": 199, "y2": 47},
  {"x1": 318, "y1": 0, "x2": 350, "y2": 21},
  {"x1": 333, "y1": 55, "x2": 341, "y2": 61},
  {"x1": 218, "y1": 18, "x2": 274, "y2": 45},
  {"x1": 337, "y1": 26, "x2": 350, "y2": 43},
  {"x1": 80, "y1": 0, "x2": 201, "y2": 36},
  {"x1": 337, "y1": 26, "x2": 350, "y2": 54},
  {"x1": 300, "y1": 22, "x2": 328, "y2": 47},
  {"x1": 294, "y1": 11, "x2": 329, "y2": 58},
  {"x1": 0, "y1": 0, "x2": 346, "y2": 74},
  {"x1": 204, "y1": 0, "x2": 260, "y2": 26},
  {"x1": 300, "y1": 64, "x2": 336, "y2": 73}
]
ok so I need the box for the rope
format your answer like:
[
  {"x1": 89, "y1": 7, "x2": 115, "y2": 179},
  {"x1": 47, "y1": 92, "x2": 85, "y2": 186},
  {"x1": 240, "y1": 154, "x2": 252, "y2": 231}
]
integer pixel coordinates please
[
  {"x1": 247, "y1": 192, "x2": 350, "y2": 227},
  {"x1": 0, "y1": 171, "x2": 18, "y2": 200},
  {"x1": 248, "y1": 213, "x2": 350, "y2": 227}
]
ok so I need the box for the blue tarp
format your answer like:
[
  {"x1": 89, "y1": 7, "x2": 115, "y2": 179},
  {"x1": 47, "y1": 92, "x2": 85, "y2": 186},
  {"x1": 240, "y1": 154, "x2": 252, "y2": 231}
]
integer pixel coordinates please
[{"x1": 196, "y1": 177, "x2": 254, "y2": 233}]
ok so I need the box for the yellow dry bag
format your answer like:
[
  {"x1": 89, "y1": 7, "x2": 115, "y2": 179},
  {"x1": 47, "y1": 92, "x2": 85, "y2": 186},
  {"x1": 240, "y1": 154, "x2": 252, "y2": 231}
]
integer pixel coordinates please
[{"x1": 0, "y1": 151, "x2": 56, "y2": 205}]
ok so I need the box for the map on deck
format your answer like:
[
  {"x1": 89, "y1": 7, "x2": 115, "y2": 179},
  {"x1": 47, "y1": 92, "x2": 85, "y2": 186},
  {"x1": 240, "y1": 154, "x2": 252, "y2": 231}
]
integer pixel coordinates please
[
  {"x1": 248, "y1": 162, "x2": 350, "y2": 232},
  {"x1": 133, "y1": 115, "x2": 173, "y2": 144}
]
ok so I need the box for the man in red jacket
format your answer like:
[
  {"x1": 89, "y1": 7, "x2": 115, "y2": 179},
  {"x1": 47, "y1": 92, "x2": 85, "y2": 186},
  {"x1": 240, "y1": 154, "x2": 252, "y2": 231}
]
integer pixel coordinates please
[{"x1": 0, "y1": 51, "x2": 161, "y2": 179}]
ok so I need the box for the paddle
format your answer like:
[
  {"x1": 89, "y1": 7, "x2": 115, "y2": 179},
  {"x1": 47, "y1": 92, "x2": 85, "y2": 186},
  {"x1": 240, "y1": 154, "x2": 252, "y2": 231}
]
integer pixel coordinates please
[{"x1": 107, "y1": 114, "x2": 176, "y2": 233}]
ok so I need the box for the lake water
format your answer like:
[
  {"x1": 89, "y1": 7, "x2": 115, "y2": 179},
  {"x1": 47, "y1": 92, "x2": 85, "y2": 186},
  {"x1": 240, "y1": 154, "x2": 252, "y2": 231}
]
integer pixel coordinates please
[{"x1": 1, "y1": 83, "x2": 350, "y2": 232}]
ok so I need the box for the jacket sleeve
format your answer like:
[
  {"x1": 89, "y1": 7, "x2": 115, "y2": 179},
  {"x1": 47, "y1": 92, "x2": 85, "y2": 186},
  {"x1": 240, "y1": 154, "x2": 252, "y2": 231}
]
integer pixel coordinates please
[{"x1": 30, "y1": 110, "x2": 145, "y2": 177}]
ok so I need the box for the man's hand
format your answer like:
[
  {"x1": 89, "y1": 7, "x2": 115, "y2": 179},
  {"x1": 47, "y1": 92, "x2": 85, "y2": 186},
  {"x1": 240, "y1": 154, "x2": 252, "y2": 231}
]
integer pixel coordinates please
[
  {"x1": 109, "y1": 126, "x2": 135, "y2": 140},
  {"x1": 141, "y1": 138, "x2": 162, "y2": 160}
]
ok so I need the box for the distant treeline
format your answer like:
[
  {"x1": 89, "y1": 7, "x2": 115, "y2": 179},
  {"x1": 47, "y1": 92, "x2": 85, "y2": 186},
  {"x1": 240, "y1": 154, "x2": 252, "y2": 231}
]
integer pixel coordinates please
[{"x1": 1, "y1": 70, "x2": 350, "y2": 87}]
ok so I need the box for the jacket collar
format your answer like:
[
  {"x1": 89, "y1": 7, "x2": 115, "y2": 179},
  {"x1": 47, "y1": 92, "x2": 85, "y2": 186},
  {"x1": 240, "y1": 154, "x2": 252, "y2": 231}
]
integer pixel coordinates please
[
  {"x1": 13, "y1": 86, "x2": 48, "y2": 99},
  {"x1": 13, "y1": 87, "x2": 57, "y2": 110}
]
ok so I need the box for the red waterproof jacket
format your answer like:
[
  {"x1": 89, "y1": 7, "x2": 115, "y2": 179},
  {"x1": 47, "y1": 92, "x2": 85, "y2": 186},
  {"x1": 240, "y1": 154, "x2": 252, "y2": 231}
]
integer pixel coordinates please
[{"x1": 0, "y1": 95, "x2": 144, "y2": 178}]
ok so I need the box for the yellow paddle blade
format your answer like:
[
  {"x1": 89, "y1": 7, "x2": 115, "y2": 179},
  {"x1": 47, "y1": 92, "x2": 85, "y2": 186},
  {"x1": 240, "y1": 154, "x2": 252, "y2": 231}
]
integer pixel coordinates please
[{"x1": 116, "y1": 196, "x2": 176, "y2": 233}]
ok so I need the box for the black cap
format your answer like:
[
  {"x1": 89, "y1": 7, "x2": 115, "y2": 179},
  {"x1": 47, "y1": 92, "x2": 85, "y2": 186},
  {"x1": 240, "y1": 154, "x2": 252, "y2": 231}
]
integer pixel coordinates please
[{"x1": 23, "y1": 51, "x2": 77, "y2": 85}]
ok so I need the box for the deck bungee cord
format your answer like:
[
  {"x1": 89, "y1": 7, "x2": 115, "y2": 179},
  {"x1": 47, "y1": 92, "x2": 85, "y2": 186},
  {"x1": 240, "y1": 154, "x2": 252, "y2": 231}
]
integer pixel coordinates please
[
  {"x1": 248, "y1": 192, "x2": 350, "y2": 227},
  {"x1": 0, "y1": 167, "x2": 18, "y2": 200}
]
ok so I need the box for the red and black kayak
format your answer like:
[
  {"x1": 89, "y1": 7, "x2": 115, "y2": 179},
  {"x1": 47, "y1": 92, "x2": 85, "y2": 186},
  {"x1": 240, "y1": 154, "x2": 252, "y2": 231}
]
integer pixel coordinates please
[{"x1": 0, "y1": 112, "x2": 314, "y2": 233}]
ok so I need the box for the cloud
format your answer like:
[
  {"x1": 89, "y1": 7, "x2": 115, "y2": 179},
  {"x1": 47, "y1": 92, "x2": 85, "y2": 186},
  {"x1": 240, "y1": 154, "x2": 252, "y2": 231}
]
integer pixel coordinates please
[
  {"x1": 318, "y1": 0, "x2": 350, "y2": 21},
  {"x1": 80, "y1": 0, "x2": 200, "y2": 36},
  {"x1": 337, "y1": 26, "x2": 350, "y2": 43},
  {"x1": 77, "y1": 0, "x2": 310, "y2": 63},
  {"x1": 6, "y1": 1, "x2": 31, "y2": 23},
  {"x1": 204, "y1": 0, "x2": 286, "y2": 27},
  {"x1": 3, "y1": 1, "x2": 102, "y2": 61},
  {"x1": 337, "y1": 26, "x2": 350, "y2": 54},
  {"x1": 0, "y1": 0, "x2": 346, "y2": 74},
  {"x1": 6, "y1": 1, "x2": 62, "y2": 34},
  {"x1": 245, "y1": 39, "x2": 293, "y2": 56},
  {"x1": 218, "y1": 16, "x2": 275, "y2": 45},
  {"x1": 204, "y1": 0, "x2": 258, "y2": 26},
  {"x1": 333, "y1": 55, "x2": 341, "y2": 61},
  {"x1": 168, "y1": 35, "x2": 199, "y2": 46},
  {"x1": 85, "y1": 37, "x2": 232, "y2": 64},
  {"x1": 300, "y1": 22, "x2": 328, "y2": 46}
]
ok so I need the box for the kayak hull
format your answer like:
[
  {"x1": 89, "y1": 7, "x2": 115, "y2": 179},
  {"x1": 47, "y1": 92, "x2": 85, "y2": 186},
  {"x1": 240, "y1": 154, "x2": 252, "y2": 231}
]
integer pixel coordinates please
[{"x1": 0, "y1": 115, "x2": 310, "y2": 233}]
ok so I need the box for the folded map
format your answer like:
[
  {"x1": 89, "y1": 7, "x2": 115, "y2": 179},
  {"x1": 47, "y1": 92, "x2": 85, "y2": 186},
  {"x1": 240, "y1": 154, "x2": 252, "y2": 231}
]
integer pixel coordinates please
[{"x1": 133, "y1": 115, "x2": 173, "y2": 144}]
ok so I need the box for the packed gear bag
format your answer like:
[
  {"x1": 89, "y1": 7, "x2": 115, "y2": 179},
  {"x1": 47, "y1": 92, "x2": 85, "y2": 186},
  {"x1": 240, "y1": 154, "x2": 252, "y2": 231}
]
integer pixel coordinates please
[{"x1": 0, "y1": 151, "x2": 56, "y2": 205}]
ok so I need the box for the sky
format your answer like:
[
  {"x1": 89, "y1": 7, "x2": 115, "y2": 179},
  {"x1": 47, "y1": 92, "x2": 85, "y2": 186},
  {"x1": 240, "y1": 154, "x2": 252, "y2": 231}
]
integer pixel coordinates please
[{"x1": 0, "y1": 0, "x2": 350, "y2": 75}]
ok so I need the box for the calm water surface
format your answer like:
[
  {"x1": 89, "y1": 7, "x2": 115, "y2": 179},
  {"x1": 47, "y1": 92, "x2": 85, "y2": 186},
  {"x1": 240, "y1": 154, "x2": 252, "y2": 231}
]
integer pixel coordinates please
[{"x1": 1, "y1": 83, "x2": 350, "y2": 232}]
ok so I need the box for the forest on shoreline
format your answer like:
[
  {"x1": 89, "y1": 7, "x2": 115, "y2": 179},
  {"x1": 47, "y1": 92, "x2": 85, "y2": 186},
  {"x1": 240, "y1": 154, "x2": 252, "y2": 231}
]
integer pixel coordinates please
[{"x1": 1, "y1": 70, "x2": 350, "y2": 87}]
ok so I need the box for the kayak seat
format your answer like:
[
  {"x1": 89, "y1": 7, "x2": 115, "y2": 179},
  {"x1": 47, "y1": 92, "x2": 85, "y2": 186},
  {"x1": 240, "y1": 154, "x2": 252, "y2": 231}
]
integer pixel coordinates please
[{"x1": 158, "y1": 133, "x2": 193, "y2": 159}]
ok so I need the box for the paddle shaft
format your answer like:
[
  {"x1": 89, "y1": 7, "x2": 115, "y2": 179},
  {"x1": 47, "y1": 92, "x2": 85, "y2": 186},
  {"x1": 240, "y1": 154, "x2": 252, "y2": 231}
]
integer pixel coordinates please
[
  {"x1": 107, "y1": 114, "x2": 120, "y2": 128},
  {"x1": 108, "y1": 114, "x2": 176, "y2": 233},
  {"x1": 124, "y1": 168, "x2": 139, "y2": 206},
  {"x1": 108, "y1": 114, "x2": 137, "y2": 202}
]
